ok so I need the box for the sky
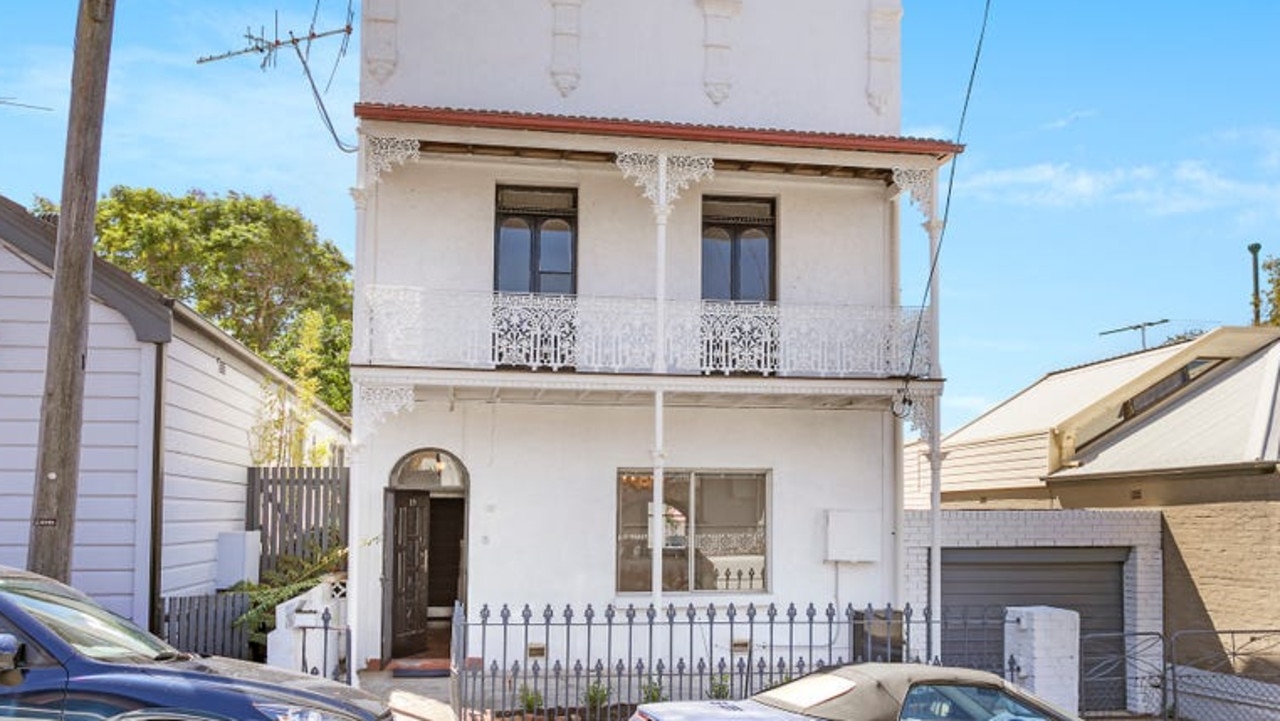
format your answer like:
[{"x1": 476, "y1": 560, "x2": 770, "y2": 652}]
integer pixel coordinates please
[{"x1": 2, "y1": 1, "x2": 1278, "y2": 435}]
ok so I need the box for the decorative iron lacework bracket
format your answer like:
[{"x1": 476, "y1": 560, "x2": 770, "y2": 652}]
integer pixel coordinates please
[
  {"x1": 616, "y1": 152, "x2": 714, "y2": 220},
  {"x1": 549, "y1": 0, "x2": 583, "y2": 96},
  {"x1": 355, "y1": 382, "x2": 414, "y2": 433},
  {"x1": 363, "y1": 133, "x2": 420, "y2": 183},
  {"x1": 894, "y1": 387, "x2": 936, "y2": 443},
  {"x1": 892, "y1": 166, "x2": 944, "y2": 241}
]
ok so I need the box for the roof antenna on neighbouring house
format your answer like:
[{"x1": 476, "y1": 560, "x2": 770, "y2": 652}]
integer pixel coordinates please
[
  {"x1": 1099, "y1": 318, "x2": 1169, "y2": 350},
  {"x1": 1249, "y1": 242, "x2": 1263, "y2": 326},
  {"x1": 196, "y1": 0, "x2": 356, "y2": 152}
]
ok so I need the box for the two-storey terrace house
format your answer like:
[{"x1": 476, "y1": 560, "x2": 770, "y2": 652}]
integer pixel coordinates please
[{"x1": 347, "y1": 0, "x2": 960, "y2": 670}]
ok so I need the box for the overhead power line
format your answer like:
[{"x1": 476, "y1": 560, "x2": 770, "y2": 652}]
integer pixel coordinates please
[
  {"x1": 895, "y1": 0, "x2": 993, "y2": 415},
  {"x1": 198, "y1": 0, "x2": 356, "y2": 153}
]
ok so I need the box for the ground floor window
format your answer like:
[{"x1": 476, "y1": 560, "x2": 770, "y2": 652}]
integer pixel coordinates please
[{"x1": 616, "y1": 469, "x2": 767, "y2": 593}]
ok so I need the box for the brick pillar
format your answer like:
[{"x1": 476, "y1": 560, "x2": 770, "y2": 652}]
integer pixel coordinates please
[{"x1": 1004, "y1": 606, "x2": 1080, "y2": 713}]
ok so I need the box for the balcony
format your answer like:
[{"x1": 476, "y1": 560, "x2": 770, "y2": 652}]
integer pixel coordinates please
[{"x1": 363, "y1": 286, "x2": 932, "y2": 379}]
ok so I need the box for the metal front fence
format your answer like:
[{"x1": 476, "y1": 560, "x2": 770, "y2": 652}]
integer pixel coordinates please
[
  {"x1": 1080, "y1": 631, "x2": 1166, "y2": 716},
  {"x1": 1170, "y1": 629, "x2": 1280, "y2": 721},
  {"x1": 450, "y1": 603, "x2": 1011, "y2": 721}
]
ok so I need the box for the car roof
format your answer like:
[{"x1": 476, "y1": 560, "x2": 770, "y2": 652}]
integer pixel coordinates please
[
  {"x1": 0, "y1": 565, "x2": 92, "y2": 600},
  {"x1": 753, "y1": 663, "x2": 1012, "y2": 721}
]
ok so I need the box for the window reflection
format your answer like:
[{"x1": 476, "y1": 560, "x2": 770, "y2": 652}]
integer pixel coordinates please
[{"x1": 616, "y1": 470, "x2": 767, "y2": 593}]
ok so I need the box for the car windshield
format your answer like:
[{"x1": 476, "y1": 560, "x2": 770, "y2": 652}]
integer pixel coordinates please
[{"x1": 2, "y1": 583, "x2": 176, "y2": 663}]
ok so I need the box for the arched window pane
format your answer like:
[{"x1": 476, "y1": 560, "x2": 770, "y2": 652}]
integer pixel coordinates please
[
  {"x1": 737, "y1": 228, "x2": 772, "y2": 301},
  {"x1": 539, "y1": 219, "x2": 573, "y2": 274},
  {"x1": 701, "y1": 227, "x2": 733, "y2": 300},
  {"x1": 496, "y1": 218, "x2": 531, "y2": 292}
]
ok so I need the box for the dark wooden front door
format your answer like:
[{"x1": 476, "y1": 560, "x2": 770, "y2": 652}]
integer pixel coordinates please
[{"x1": 391, "y1": 490, "x2": 431, "y2": 657}]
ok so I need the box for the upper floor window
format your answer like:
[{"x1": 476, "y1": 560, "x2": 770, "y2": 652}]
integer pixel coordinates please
[
  {"x1": 495, "y1": 186, "x2": 576, "y2": 294},
  {"x1": 702, "y1": 197, "x2": 775, "y2": 302}
]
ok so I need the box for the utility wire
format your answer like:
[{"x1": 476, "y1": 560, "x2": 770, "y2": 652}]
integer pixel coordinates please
[
  {"x1": 897, "y1": 0, "x2": 993, "y2": 415},
  {"x1": 293, "y1": 37, "x2": 357, "y2": 153}
]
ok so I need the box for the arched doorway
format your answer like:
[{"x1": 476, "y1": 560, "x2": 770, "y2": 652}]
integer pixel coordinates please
[{"x1": 382, "y1": 448, "x2": 468, "y2": 662}]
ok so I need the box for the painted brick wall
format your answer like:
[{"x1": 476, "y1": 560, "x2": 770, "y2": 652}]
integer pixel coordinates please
[{"x1": 903, "y1": 509, "x2": 1163, "y2": 715}]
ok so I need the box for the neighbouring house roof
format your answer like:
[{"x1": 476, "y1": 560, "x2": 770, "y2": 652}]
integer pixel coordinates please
[
  {"x1": 0, "y1": 193, "x2": 350, "y2": 429},
  {"x1": 355, "y1": 104, "x2": 964, "y2": 159},
  {"x1": 944, "y1": 344, "x2": 1185, "y2": 446},
  {"x1": 1051, "y1": 338, "x2": 1280, "y2": 479},
  {"x1": 942, "y1": 330, "x2": 1280, "y2": 461},
  {"x1": 0, "y1": 193, "x2": 172, "y2": 343}
]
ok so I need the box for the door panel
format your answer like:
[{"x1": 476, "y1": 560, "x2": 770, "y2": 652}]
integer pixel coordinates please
[
  {"x1": 391, "y1": 491, "x2": 431, "y2": 657},
  {"x1": 0, "y1": 621, "x2": 68, "y2": 721}
]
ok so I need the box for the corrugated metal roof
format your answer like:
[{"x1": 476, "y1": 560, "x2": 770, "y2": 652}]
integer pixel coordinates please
[
  {"x1": 1054, "y1": 341, "x2": 1280, "y2": 476},
  {"x1": 946, "y1": 344, "x2": 1185, "y2": 445},
  {"x1": 355, "y1": 104, "x2": 965, "y2": 157}
]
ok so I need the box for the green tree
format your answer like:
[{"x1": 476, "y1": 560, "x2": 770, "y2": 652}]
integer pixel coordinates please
[
  {"x1": 34, "y1": 187, "x2": 353, "y2": 413},
  {"x1": 1266, "y1": 256, "x2": 1280, "y2": 326}
]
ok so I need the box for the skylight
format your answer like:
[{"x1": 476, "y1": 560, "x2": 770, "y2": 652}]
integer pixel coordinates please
[{"x1": 1120, "y1": 357, "x2": 1223, "y2": 420}]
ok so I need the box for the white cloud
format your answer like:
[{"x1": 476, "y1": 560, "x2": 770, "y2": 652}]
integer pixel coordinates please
[
  {"x1": 903, "y1": 124, "x2": 953, "y2": 141},
  {"x1": 1039, "y1": 109, "x2": 1098, "y2": 131},
  {"x1": 958, "y1": 160, "x2": 1280, "y2": 218}
]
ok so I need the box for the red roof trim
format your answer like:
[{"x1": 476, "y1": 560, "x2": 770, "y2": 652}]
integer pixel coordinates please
[{"x1": 355, "y1": 104, "x2": 964, "y2": 157}]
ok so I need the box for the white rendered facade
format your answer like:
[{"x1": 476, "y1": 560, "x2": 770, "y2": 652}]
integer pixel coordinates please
[{"x1": 350, "y1": 0, "x2": 956, "y2": 669}]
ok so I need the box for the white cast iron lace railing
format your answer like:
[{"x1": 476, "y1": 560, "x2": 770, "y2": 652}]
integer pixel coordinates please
[{"x1": 365, "y1": 286, "x2": 932, "y2": 378}]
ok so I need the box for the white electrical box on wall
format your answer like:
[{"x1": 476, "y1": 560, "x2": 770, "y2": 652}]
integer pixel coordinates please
[{"x1": 825, "y1": 509, "x2": 880, "y2": 563}]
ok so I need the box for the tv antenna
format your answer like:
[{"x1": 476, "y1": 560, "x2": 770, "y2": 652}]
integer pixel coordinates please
[
  {"x1": 197, "y1": 1, "x2": 356, "y2": 152},
  {"x1": 1, "y1": 97, "x2": 53, "y2": 112},
  {"x1": 1099, "y1": 318, "x2": 1169, "y2": 350}
]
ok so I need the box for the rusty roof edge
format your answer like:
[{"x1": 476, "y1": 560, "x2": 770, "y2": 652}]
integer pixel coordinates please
[{"x1": 354, "y1": 103, "x2": 964, "y2": 158}]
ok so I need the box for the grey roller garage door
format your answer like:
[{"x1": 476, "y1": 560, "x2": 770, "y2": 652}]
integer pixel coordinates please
[{"x1": 941, "y1": 547, "x2": 1127, "y2": 712}]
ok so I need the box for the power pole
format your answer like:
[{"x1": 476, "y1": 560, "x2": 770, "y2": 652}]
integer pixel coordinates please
[{"x1": 28, "y1": 0, "x2": 116, "y2": 582}]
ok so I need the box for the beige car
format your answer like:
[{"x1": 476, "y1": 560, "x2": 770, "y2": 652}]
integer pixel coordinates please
[{"x1": 631, "y1": 663, "x2": 1081, "y2": 721}]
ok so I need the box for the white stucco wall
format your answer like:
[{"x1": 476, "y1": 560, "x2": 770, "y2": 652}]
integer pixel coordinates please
[
  {"x1": 363, "y1": 158, "x2": 892, "y2": 306},
  {"x1": 0, "y1": 240, "x2": 155, "y2": 623},
  {"x1": 349, "y1": 401, "x2": 900, "y2": 667},
  {"x1": 361, "y1": 0, "x2": 901, "y2": 136}
]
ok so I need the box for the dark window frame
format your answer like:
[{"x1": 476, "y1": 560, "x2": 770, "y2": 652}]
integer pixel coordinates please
[
  {"x1": 494, "y1": 185, "x2": 578, "y2": 295},
  {"x1": 615, "y1": 468, "x2": 769, "y2": 594},
  {"x1": 701, "y1": 195, "x2": 777, "y2": 302}
]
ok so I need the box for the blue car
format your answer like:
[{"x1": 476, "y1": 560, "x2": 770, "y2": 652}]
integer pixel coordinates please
[{"x1": 0, "y1": 565, "x2": 388, "y2": 721}]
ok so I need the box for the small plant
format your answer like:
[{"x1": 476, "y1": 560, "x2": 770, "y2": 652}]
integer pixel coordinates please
[
  {"x1": 518, "y1": 683, "x2": 543, "y2": 713},
  {"x1": 640, "y1": 678, "x2": 665, "y2": 703},
  {"x1": 582, "y1": 681, "x2": 611, "y2": 711},
  {"x1": 231, "y1": 543, "x2": 348, "y2": 645},
  {"x1": 708, "y1": 674, "x2": 731, "y2": 700}
]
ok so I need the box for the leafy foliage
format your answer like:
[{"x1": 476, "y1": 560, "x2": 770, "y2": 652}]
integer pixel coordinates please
[
  {"x1": 231, "y1": 544, "x2": 348, "y2": 645},
  {"x1": 640, "y1": 678, "x2": 666, "y2": 703},
  {"x1": 582, "y1": 681, "x2": 611, "y2": 711},
  {"x1": 1266, "y1": 256, "x2": 1280, "y2": 327},
  {"x1": 708, "y1": 674, "x2": 731, "y2": 700},
  {"x1": 34, "y1": 188, "x2": 352, "y2": 413},
  {"x1": 518, "y1": 683, "x2": 544, "y2": 713}
]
